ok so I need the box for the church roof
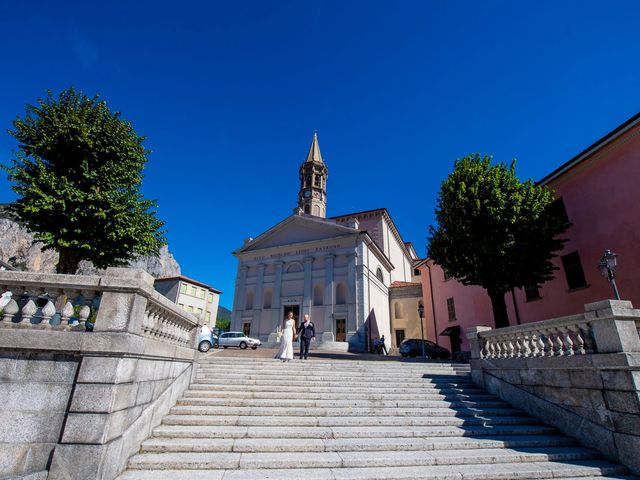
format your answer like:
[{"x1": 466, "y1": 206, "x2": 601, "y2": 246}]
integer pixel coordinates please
[{"x1": 305, "y1": 132, "x2": 324, "y2": 164}]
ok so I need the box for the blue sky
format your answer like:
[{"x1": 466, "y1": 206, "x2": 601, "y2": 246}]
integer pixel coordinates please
[{"x1": 1, "y1": 1, "x2": 639, "y2": 309}]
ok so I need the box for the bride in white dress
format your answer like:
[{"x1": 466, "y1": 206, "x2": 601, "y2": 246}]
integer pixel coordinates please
[{"x1": 276, "y1": 311, "x2": 297, "y2": 362}]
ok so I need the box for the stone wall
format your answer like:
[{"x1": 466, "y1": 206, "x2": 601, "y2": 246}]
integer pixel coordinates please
[
  {"x1": 467, "y1": 300, "x2": 640, "y2": 475},
  {"x1": 0, "y1": 268, "x2": 201, "y2": 480}
]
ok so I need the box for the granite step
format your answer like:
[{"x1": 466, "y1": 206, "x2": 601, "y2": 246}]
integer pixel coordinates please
[
  {"x1": 173, "y1": 397, "x2": 511, "y2": 408},
  {"x1": 180, "y1": 389, "x2": 496, "y2": 400},
  {"x1": 126, "y1": 447, "x2": 603, "y2": 470},
  {"x1": 140, "y1": 434, "x2": 578, "y2": 453}
]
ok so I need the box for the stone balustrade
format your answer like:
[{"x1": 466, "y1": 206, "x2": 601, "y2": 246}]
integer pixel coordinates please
[
  {"x1": 467, "y1": 299, "x2": 640, "y2": 475},
  {"x1": 0, "y1": 267, "x2": 202, "y2": 480}
]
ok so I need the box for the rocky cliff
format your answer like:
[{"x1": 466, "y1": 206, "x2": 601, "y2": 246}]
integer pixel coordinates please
[{"x1": 0, "y1": 215, "x2": 181, "y2": 278}]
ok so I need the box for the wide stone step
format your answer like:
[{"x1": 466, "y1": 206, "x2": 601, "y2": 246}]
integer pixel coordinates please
[
  {"x1": 126, "y1": 447, "x2": 601, "y2": 470},
  {"x1": 141, "y1": 434, "x2": 577, "y2": 453},
  {"x1": 165, "y1": 405, "x2": 523, "y2": 417},
  {"x1": 153, "y1": 423, "x2": 552, "y2": 438},
  {"x1": 197, "y1": 368, "x2": 470, "y2": 377},
  {"x1": 175, "y1": 396, "x2": 510, "y2": 407},
  {"x1": 191, "y1": 380, "x2": 476, "y2": 390},
  {"x1": 180, "y1": 389, "x2": 497, "y2": 401},
  {"x1": 116, "y1": 461, "x2": 629, "y2": 480},
  {"x1": 188, "y1": 382, "x2": 484, "y2": 394},
  {"x1": 194, "y1": 375, "x2": 473, "y2": 385},
  {"x1": 160, "y1": 414, "x2": 542, "y2": 428}
]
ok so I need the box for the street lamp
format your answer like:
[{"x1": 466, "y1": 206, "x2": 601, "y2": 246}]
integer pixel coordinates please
[
  {"x1": 417, "y1": 304, "x2": 426, "y2": 358},
  {"x1": 597, "y1": 249, "x2": 621, "y2": 300}
]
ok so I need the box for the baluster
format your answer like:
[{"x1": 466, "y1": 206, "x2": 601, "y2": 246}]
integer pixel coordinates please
[
  {"x1": 40, "y1": 299, "x2": 56, "y2": 326},
  {"x1": 582, "y1": 325, "x2": 596, "y2": 353},
  {"x1": 545, "y1": 330, "x2": 555, "y2": 357},
  {"x1": 553, "y1": 329, "x2": 565, "y2": 356},
  {"x1": 501, "y1": 337, "x2": 509, "y2": 358},
  {"x1": 571, "y1": 325, "x2": 586, "y2": 355},
  {"x1": 2, "y1": 297, "x2": 19, "y2": 322},
  {"x1": 524, "y1": 333, "x2": 534, "y2": 357},
  {"x1": 562, "y1": 327, "x2": 575, "y2": 355},
  {"x1": 77, "y1": 290, "x2": 95, "y2": 329},
  {"x1": 20, "y1": 294, "x2": 38, "y2": 324},
  {"x1": 506, "y1": 337, "x2": 515, "y2": 358}
]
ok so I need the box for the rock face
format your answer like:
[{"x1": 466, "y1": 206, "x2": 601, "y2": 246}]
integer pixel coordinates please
[{"x1": 0, "y1": 215, "x2": 181, "y2": 278}]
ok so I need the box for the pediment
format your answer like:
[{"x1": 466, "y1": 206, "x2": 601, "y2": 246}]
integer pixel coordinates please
[{"x1": 236, "y1": 215, "x2": 358, "y2": 254}]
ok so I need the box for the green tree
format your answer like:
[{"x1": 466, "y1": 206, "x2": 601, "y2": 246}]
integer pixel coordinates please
[
  {"x1": 427, "y1": 154, "x2": 567, "y2": 329},
  {"x1": 216, "y1": 317, "x2": 230, "y2": 331},
  {"x1": 4, "y1": 88, "x2": 165, "y2": 273}
]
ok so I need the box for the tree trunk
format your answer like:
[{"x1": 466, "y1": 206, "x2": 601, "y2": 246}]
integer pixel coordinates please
[
  {"x1": 488, "y1": 288, "x2": 510, "y2": 329},
  {"x1": 56, "y1": 249, "x2": 81, "y2": 274}
]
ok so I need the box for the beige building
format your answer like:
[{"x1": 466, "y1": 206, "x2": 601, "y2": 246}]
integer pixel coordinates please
[
  {"x1": 154, "y1": 276, "x2": 221, "y2": 327},
  {"x1": 231, "y1": 134, "x2": 421, "y2": 351}
]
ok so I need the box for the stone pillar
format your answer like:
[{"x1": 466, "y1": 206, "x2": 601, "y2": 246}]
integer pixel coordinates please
[
  {"x1": 466, "y1": 326, "x2": 492, "y2": 388},
  {"x1": 253, "y1": 264, "x2": 265, "y2": 335},
  {"x1": 346, "y1": 252, "x2": 358, "y2": 336},
  {"x1": 268, "y1": 261, "x2": 284, "y2": 342},
  {"x1": 302, "y1": 257, "x2": 313, "y2": 317},
  {"x1": 232, "y1": 265, "x2": 248, "y2": 331},
  {"x1": 322, "y1": 254, "x2": 335, "y2": 342},
  {"x1": 585, "y1": 300, "x2": 640, "y2": 353}
]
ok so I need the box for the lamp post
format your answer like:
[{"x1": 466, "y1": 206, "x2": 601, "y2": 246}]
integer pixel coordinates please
[
  {"x1": 597, "y1": 249, "x2": 621, "y2": 300},
  {"x1": 418, "y1": 304, "x2": 426, "y2": 358}
]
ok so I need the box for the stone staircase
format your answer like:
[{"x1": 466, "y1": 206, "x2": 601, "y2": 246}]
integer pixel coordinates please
[{"x1": 117, "y1": 356, "x2": 634, "y2": 480}]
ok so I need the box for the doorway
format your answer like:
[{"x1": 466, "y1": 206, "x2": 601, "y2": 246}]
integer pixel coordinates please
[
  {"x1": 284, "y1": 305, "x2": 300, "y2": 324},
  {"x1": 242, "y1": 322, "x2": 251, "y2": 336},
  {"x1": 395, "y1": 329, "x2": 405, "y2": 347},
  {"x1": 335, "y1": 318, "x2": 346, "y2": 342}
]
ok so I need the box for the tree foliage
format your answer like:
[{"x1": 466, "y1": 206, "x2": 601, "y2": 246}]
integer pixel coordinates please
[
  {"x1": 427, "y1": 154, "x2": 567, "y2": 328},
  {"x1": 4, "y1": 88, "x2": 166, "y2": 273},
  {"x1": 216, "y1": 317, "x2": 230, "y2": 331}
]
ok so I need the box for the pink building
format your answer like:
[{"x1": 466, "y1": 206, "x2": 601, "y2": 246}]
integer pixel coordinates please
[{"x1": 418, "y1": 112, "x2": 640, "y2": 355}]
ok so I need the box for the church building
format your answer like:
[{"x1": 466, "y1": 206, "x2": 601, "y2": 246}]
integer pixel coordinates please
[{"x1": 231, "y1": 134, "x2": 421, "y2": 351}]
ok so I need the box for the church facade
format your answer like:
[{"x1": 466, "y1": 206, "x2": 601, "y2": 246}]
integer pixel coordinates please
[{"x1": 231, "y1": 134, "x2": 420, "y2": 351}]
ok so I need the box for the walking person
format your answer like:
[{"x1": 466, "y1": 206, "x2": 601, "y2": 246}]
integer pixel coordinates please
[
  {"x1": 275, "y1": 311, "x2": 296, "y2": 362},
  {"x1": 379, "y1": 335, "x2": 389, "y2": 355},
  {"x1": 298, "y1": 314, "x2": 315, "y2": 360}
]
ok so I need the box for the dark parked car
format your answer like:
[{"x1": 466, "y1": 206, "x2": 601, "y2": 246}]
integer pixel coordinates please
[{"x1": 399, "y1": 338, "x2": 451, "y2": 359}]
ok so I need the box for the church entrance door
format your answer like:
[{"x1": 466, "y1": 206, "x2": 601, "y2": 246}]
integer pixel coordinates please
[
  {"x1": 335, "y1": 318, "x2": 346, "y2": 342},
  {"x1": 284, "y1": 305, "x2": 300, "y2": 324}
]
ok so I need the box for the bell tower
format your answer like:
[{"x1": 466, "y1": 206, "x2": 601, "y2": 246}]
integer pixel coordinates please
[{"x1": 298, "y1": 132, "x2": 328, "y2": 217}]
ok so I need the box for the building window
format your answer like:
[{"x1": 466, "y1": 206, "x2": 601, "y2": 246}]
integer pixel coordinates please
[
  {"x1": 178, "y1": 303, "x2": 185, "y2": 309},
  {"x1": 187, "y1": 305, "x2": 194, "y2": 313},
  {"x1": 313, "y1": 285, "x2": 324, "y2": 306},
  {"x1": 206, "y1": 311, "x2": 211, "y2": 322},
  {"x1": 305, "y1": 175, "x2": 311, "y2": 187},
  {"x1": 548, "y1": 197, "x2": 570, "y2": 226},
  {"x1": 286, "y1": 262, "x2": 302, "y2": 273},
  {"x1": 446, "y1": 297, "x2": 456, "y2": 322},
  {"x1": 375, "y1": 267, "x2": 384, "y2": 283},
  {"x1": 336, "y1": 283, "x2": 347, "y2": 305},
  {"x1": 245, "y1": 290, "x2": 254, "y2": 310},
  {"x1": 180, "y1": 283, "x2": 187, "y2": 294},
  {"x1": 562, "y1": 251, "x2": 588, "y2": 290},
  {"x1": 413, "y1": 268, "x2": 420, "y2": 276},
  {"x1": 198, "y1": 288, "x2": 205, "y2": 299},
  {"x1": 197, "y1": 307, "x2": 203, "y2": 316},
  {"x1": 524, "y1": 284, "x2": 541, "y2": 301},
  {"x1": 304, "y1": 204, "x2": 310, "y2": 214},
  {"x1": 190, "y1": 285, "x2": 197, "y2": 296},
  {"x1": 263, "y1": 290, "x2": 272, "y2": 309},
  {"x1": 394, "y1": 302, "x2": 405, "y2": 319},
  {"x1": 208, "y1": 292, "x2": 213, "y2": 302},
  {"x1": 314, "y1": 175, "x2": 320, "y2": 187}
]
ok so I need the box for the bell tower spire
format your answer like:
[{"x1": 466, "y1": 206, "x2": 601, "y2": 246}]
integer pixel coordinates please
[{"x1": 298, "y1": 132, "x2": 328, "y2": 217}]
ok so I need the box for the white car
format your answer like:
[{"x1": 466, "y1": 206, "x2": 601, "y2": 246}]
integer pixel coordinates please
[{"x1": 218, "y1": 331, "x2": 261, "y2": 349}]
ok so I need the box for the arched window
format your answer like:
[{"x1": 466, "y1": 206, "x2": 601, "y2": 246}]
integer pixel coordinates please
[
  {"x1": 245, "y1": 290, "x2": 254, "y2": 310},
  {"x1": 286, "y1": 262, "x2": 302, "y2": 273},
  {"x1": 314, "y1": 175, "x2": 321, "y2": 186},
  {"x1": 313, "y1": 285, "x2": 323, "y2": 306},
  {"x1": 263, "y1": 289, "x2": 272, "y2": 309},
  {"x1": 394, "y1": 302, "x2": 405, "y2": 319},
  {"x1": 304, "y1": 205, "x2": 310, "y2": 214},
  {"x1": 336, "y1": 283, "x2": 347, "y2": 305},
  {"x1": 376, "y1": 267, "x2": 384, "y2": 283},
  {"x1": 305, "y1": 175, "x2": 311, "y2": 187}
]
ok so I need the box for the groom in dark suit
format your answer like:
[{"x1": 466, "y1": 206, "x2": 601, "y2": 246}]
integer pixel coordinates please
[{"x1": 298, "y1": 314, "x2": 315, "y2": 360}]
